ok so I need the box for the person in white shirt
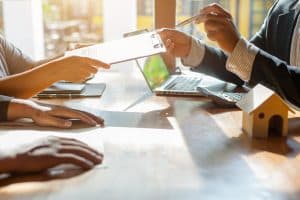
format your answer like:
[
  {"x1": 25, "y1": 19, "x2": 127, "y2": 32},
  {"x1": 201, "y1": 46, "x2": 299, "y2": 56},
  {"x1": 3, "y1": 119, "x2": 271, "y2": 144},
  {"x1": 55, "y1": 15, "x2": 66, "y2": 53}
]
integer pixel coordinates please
[
  {"x1": 159, "y1": 0, "x2": 300, "y2": 108},
  {"x1": 0, "y1": 36, "x2": 109, "y2": 127},
  {"x1": 0, "y1": 35, "x2": 110, "y2": 98}
]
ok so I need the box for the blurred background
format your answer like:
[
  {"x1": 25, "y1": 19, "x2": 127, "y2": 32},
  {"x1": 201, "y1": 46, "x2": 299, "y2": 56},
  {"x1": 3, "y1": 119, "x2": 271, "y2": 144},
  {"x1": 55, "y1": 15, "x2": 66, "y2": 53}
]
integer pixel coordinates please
[{"x1": 0, "y1": 0, "x2": 275, "y2": 59}]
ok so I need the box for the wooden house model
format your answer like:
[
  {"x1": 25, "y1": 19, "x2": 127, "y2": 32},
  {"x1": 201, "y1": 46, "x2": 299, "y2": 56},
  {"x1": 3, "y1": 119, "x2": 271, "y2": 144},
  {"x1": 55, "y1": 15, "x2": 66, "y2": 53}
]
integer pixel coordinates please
[{"x1": 236, "y1": 84, "x2": 294, "y2": 138}]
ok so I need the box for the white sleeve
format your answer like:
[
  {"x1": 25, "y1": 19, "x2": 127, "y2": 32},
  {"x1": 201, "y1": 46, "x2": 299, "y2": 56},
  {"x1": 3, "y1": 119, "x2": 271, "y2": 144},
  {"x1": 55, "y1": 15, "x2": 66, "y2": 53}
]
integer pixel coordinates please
[
  {"x1": 181, "y1": 36, "x2": 206, "y2": 67},
  {"x1": 226, "y1": 38, "x2": 259, "y2": 82},
  {"x1": 0, "y1": 35, "x2": 34, "y2": 75}
]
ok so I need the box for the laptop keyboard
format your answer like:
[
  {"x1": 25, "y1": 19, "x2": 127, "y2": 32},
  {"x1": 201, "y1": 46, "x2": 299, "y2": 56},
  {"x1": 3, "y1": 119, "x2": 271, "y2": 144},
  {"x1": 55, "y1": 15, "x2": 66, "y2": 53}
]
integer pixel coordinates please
[{"x1": 165, "y1": 77, "x2": 201, "y2": 91}]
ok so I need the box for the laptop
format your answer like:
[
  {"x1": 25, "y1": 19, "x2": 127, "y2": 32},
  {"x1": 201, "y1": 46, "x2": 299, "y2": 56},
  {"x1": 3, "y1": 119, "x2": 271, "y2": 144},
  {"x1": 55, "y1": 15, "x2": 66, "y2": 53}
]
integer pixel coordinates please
[{"x1": 135, "y1": 54, "x2": 204, "y2": 96}]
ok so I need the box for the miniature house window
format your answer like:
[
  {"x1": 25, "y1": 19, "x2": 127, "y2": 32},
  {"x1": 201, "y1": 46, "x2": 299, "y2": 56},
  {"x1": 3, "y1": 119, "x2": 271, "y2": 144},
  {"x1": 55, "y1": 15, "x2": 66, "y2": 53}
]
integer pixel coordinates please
[
  {"x1": 258, "y1": 112, "x2": 265, "y2": 119},
  {"x1": 268, "y1": 115, "x2": 283, "y2": 136}
]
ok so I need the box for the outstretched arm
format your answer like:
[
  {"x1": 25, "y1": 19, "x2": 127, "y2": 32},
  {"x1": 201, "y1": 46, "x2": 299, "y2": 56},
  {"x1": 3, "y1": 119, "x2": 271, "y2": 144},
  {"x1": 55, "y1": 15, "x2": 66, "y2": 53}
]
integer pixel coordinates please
[{"x1": 0, "y1": 56, "x2": 110, "y2": 98}]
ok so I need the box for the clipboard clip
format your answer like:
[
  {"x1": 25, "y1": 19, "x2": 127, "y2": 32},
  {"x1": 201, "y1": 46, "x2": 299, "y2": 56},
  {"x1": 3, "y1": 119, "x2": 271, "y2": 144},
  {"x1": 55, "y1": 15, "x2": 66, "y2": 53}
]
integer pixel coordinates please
[{"x1": 151, "y1": 33, "x2": 164, "y2": 49}]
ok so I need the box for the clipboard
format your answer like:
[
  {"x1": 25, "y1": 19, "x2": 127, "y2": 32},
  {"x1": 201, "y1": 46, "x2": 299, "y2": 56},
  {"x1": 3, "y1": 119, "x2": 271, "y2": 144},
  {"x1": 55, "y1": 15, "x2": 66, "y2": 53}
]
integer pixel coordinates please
[{"x1": 65, "y1": 32, "x2": 166, "y2": 64}]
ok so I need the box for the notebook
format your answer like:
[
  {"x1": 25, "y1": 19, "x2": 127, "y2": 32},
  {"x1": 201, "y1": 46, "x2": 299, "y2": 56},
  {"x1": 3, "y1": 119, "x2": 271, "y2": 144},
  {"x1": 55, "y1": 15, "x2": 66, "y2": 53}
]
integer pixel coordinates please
[
  {"x1": 135, "y1": 54, "x2": 204, "y2": 96},
  {"x1": 36, "y1": 83, "x2": 106, "y2": 98},
  {"x1": 39, "y1": 82, "x2": 85, "y2": 94}
]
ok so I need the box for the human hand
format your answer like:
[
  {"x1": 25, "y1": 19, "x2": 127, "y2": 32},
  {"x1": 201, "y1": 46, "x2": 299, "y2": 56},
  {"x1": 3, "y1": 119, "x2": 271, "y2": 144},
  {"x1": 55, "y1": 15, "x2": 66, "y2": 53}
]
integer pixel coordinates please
[
  {"x1": 0, "y1": 136, "x2": 103, "y2": 174},
  {"x1": 194, "y1": 3, "x2": 241, "y2": 53},
  {"x1": 158, "y1": 28, "x2": 193, "y2": 58},
  {"x1": 7, "y1": 99, "x2": 104, "y2": 128},
  {"x1": 52, "y1": 56, "x2": 110, "y2": 83}
]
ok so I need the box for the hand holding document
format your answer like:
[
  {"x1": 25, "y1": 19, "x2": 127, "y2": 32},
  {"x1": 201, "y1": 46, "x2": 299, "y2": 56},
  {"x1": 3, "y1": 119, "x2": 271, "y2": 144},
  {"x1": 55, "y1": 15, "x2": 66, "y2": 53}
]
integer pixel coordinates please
[{"x1": 65, "y1": 32, "x2": 166, "y2": 64}]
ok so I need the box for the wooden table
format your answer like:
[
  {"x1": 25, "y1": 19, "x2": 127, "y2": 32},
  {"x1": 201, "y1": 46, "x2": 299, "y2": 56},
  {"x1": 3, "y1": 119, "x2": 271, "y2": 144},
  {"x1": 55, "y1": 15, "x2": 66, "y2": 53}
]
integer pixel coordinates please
[{"x1": 0, "y1": 62, "x2": 300, "y2": 200}]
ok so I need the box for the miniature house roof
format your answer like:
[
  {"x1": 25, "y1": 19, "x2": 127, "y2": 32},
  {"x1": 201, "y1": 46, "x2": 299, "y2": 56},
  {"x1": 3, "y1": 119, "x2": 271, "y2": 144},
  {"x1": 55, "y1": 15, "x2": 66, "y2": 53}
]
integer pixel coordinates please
[{"x1": 236, "y1": 84, "x2": 294, "y2": 114}]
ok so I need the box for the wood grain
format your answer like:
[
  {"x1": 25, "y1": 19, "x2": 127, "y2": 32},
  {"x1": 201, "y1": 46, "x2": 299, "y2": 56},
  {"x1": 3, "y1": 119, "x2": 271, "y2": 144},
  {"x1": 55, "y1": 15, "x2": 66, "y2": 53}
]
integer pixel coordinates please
[{"x1": 0, "y1": 62, "x2": 299, "y2": 200}]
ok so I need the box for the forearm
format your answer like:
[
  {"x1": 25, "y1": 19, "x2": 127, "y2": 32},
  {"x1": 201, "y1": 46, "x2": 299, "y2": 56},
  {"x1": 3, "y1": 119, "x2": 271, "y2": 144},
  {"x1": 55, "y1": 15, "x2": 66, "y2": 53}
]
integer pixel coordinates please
[
  {"x1": 0, "y1": 62, "x2": 61, "y2": 98},
  {"x1": 193, "y1": 45, "x2": 244, "y2": 85},
  {"x1": 29, "y1": 53, "x2": 64, "y2": 69},
  {"x1": 250, "y1": 50, "x2": 300, "y2": 108},
  {"x1": 0, "y1": 153, "x2": 15, "y2": 174}
]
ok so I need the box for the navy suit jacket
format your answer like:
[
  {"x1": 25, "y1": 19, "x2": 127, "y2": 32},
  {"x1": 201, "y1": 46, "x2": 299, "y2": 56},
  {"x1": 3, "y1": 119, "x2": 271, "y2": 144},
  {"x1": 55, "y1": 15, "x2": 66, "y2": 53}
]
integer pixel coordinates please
[{"x1": 192, "y1": 0, "x2": 300, "y2": 108}]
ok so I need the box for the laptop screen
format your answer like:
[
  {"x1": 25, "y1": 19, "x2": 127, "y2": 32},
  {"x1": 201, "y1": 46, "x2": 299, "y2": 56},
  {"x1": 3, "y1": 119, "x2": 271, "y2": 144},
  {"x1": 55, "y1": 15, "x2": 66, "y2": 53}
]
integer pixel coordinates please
[{"x1": 136, "y1": 54, "x2": 170, "y2": 90}]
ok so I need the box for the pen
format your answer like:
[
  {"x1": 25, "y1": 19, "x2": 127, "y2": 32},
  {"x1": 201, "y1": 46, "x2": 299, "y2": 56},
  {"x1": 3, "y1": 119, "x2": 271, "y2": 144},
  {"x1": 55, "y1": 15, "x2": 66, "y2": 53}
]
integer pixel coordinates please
[
  {"x1": 175, "y1": 12, "x2": 219, "y2": 28},
  {"x1": 175, "y1": 14, "x2": 201, "y2": 28}
]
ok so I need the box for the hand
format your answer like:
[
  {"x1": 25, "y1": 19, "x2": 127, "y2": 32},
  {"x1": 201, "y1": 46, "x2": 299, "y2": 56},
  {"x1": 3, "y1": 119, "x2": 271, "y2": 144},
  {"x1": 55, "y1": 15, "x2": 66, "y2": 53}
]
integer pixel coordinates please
[
  {"x1": 52, "y1": 56, "x2": 110, "y2": 83},
  {"x1": 7, "y1": 99, "x2": 104, "y2": 128},
  {"x1": 195, "y1": 3, "x2": 241, "y2": 53},
  {"x1": 0, "y1": 136, "x2": 103, "y2": 174},
  {"x1": 158, "y1": 28, "x2": 193, "y2": 58}
]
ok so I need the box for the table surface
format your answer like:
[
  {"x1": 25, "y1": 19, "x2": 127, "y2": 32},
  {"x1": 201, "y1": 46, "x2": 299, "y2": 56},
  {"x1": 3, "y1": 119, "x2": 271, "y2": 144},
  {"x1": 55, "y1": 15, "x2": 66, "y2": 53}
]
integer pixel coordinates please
[{"x1": 0, "y1": 62, "x2": 300, "y2": 200}]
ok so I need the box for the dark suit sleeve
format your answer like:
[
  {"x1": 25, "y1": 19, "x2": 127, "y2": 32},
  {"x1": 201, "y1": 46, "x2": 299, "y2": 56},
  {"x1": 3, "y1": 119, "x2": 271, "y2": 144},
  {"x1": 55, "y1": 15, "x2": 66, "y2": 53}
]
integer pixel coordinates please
[
  {"x1": 249, "y1": 50, "x2": 300, "y2": 108},
  {"x1": 191, "y1": 45, "x2": 244, "y2": 85},
  {"x1": 191, "y1": 1, "x2": 279, "y2": 86},
  {"x1": 0, "y1": 95, "x2": 12, "y2": 121}
]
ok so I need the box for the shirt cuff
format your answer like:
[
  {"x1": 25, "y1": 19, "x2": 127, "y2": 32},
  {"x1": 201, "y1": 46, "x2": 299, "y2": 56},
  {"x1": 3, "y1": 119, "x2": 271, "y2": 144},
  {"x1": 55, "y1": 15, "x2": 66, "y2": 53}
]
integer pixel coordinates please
[
  {"x1": 226, "y1": 38, "x2": 259, "y2": 82},
  {"x1": 181, "y1": 36, "x2": 205, "y2": 67},
  {"x1": 0, "y1": 95, "x2": 12, "y2": 122}
]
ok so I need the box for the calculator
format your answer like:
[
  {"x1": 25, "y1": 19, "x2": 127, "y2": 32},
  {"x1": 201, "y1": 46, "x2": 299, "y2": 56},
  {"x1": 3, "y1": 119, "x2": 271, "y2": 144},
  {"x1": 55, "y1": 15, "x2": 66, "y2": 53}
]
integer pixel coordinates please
[
  {"x1": 205, "y1": 91, "x2": 246, "y2": 107},
  {"x1": 197, "y1": 82, "x2": 248, "y2": 108}
]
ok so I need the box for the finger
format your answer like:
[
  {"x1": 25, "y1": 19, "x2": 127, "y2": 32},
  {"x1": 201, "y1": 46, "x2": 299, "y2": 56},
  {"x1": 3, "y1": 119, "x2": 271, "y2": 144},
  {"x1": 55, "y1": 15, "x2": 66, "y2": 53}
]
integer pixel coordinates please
[
  {"x1": 76, "y1": 110, "x2": 105, "y2": 127},
  {"x1": 53, "y1": 154, "x2": 95, "y2": 170},
  {"x1": 48, "y1": 107, "x2": 98, "y2": 126},
  {"x1": 165, "y1": 39, "x2": 175, "y2": 52},
  {"x1": 33, "y1": 112, "x2": 72, "y2": 128},
  {"x1": 60, "y1": 141, "x2": 103, "y2": 157},
  {"x1": 158, "y1": 28, "x2": 173, "y2": 40},
  {"x1": 164, "y1": 41, "x2": 175, "y2": 55},
  {"x1": 84, "y1": 57, "x2": 110, "y2": 69},
  {"x1": 165, "y1": 39, "x2": 172, "y2": 48},
  {"x1": 83, "y1": 65, "x2": 98, "y2": 74},
  {"x1": 58, "y1": 146, "x2": 103, "y2": 164},
  {"x1": 158, "y1": 28, "x2": 180, "y2": 42},
  {"x1": 195, "y1": 13, "x2": 230, "y2": 24},
  {"x1": 57, "y1": 137, "x2": 103, "y2": 156},
  {"x1": 32, "y1": 136, "x2": 103, "y2": 158},
  {"x1": 200, "y1": 3, "x2": 231, "y2": 18}
]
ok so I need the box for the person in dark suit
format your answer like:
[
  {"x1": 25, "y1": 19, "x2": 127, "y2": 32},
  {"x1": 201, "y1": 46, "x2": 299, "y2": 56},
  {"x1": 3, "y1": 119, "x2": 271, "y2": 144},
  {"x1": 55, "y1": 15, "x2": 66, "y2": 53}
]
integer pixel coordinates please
[{"x1": 159, "y1": 0, "x2": 300, "y2": 108}]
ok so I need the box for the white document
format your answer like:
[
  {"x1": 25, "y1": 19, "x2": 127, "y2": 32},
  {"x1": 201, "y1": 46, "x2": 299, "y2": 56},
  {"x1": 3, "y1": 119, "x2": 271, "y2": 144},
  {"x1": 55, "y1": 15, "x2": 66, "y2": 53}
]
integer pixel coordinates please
[{"x1": 65, "y1": 32, "x2": 166, "y2": 64}]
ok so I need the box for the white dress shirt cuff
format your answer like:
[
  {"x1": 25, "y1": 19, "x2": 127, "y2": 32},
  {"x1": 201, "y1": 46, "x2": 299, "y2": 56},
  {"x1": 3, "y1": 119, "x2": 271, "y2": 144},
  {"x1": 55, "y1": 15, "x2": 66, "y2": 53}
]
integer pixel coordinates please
[
  {"x1": 181, "y1": 36, "x2": 205, "y2": 67},
  {"x1": 226, "y1": 38, "x2": 259, "y2": 82}
]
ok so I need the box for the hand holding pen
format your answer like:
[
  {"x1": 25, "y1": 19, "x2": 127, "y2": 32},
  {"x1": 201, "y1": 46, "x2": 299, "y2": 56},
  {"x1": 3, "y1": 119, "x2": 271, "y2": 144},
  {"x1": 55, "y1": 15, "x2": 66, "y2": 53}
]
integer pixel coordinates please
[
  {"x1": 160, "y1": 3, "x2": 241, "y2": 57},
  {"x1": 175, "y1": 3, "x2": 234, "y2": 27}
]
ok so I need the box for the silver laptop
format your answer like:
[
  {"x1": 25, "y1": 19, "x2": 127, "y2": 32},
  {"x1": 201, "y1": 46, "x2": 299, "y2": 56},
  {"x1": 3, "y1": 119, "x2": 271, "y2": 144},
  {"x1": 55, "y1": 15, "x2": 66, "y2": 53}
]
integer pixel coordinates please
[{"x1": 135, "y1": 54, "x2": 204, "y2": 96}]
